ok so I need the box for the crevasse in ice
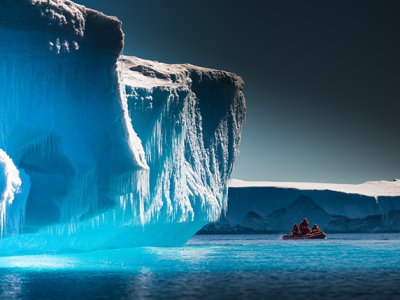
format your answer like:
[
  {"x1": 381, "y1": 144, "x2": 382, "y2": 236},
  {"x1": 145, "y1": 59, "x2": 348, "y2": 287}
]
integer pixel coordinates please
[{"x1": 0, "y1": 0, "x2": 246, "y2": 253}]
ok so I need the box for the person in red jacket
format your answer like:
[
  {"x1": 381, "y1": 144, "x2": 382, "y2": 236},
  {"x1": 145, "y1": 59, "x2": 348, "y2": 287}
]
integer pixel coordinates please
[
  {"x1": 299, "y1": 218, "x2": 311, "y2": 235},
  {"x1": 312, "y1": 224, "x2": 320, "y2": 233},
  {"x1": 292, "y1": 224, "x2": 299, "y2": 235}
]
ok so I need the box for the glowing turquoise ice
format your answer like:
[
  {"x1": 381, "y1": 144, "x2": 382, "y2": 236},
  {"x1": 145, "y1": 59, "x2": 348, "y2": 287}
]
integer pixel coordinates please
[{"x1": 0, "y1": 1, "x2": 245, "y2": 254}]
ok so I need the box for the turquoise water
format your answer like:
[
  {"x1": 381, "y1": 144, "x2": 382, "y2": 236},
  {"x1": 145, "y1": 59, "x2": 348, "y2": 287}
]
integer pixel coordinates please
[{"x1": 0, "y1": 234, "x2": 400, "y2": 299}]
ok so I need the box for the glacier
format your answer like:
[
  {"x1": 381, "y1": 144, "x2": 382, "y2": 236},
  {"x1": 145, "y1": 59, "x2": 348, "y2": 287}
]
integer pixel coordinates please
[
  {"x1": 199, "y1": 179, "x2": 400, "y2": 234},
  {"x1": 0, "y1": 0, "x2": 246, "y2": 254}
]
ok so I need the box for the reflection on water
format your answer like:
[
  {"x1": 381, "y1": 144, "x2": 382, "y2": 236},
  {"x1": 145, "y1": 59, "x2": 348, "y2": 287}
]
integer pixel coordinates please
[
  {"x1": 0, "y1": 234, "x2": 399, "y2": 299},
  {"x1": 0, "y1": 274, "x2": 23, "y2": 299},
  {"x1": 0, "y1": 255, "x2": 75, "y2": 269},
  {"x1": 0, "y1": 269, "x2": 399, "y2": 300},
  {"x1": 126, "y1": 268, "x2": 154, "y2": 300}
]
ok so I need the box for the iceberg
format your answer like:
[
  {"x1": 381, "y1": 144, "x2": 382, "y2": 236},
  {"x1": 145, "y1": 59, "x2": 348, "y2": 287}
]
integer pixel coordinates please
[
  {"x1": 0, "y1": 0, "x2": 246, "y2": 254},
  {"x1": 199, "y1": 179, "x2": 400, "y2": 234}
]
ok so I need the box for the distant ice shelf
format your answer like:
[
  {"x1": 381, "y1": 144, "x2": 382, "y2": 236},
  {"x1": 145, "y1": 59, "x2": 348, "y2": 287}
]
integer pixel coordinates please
[
  {"x1": 199, "y1": 179, "x2": 400, "y2": 235},
  {"x1": 229, "y1": 179, "x2": 400, "y2": 198},
  {"x1": 0, "y1": 0, "x2": 246, "y2": 254}
]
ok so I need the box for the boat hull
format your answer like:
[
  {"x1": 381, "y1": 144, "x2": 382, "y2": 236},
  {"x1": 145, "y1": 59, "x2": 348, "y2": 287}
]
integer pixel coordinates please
[{"x1": 282, "y1": 231, "x2": 327, "y2": 240}]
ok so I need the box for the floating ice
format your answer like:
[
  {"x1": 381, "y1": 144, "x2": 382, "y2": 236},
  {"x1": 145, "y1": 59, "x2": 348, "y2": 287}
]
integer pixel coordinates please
[{"x1": 0, "y1": 0, "x2": 246, "y2": 254}]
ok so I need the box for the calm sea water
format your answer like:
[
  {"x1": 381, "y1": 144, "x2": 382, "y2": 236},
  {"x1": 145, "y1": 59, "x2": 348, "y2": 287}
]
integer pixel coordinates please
[{"x1": 0, "y1": 234, "x2": 399, "y2": 299}]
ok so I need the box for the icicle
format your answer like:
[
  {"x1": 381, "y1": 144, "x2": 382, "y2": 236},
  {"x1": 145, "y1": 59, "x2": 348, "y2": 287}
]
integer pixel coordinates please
[{"x1": 0, "y1": 149, "x2": 23, "y2": 237}]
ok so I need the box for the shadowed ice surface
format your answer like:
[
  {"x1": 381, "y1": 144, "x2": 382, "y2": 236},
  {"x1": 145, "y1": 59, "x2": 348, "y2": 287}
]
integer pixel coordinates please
[{"x1": 0, "y1": 234, "x2": 399, "y2": 299}]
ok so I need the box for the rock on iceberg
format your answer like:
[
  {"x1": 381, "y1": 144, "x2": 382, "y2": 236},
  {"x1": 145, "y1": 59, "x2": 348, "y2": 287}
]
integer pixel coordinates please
[{"x1": 0, "y1": 0, "x2": 246, "y2": 254}]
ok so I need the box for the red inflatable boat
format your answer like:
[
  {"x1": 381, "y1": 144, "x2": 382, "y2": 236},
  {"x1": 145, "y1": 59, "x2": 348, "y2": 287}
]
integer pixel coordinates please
[{"x1": 282, "y1": 230, "x2": 327, "y2": 240}]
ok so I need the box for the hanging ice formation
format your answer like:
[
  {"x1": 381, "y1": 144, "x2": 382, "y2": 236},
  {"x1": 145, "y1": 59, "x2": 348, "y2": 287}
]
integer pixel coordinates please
[{"x1": 0, "y1": 0, "x2": 246, "y2": 253}]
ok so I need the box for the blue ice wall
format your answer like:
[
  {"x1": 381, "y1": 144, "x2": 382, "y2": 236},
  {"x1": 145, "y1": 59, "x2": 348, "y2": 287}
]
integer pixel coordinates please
[
  {"x1": 122, "y1": 56, "x2": 245, "y2": 226},
  {"x1": 0, "y1": 1, "x2": 246, "y2": 254}
]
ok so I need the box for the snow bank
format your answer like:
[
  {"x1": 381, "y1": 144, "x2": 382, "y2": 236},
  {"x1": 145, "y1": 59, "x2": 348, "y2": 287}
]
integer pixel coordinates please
[{"x1": 229, "y1": 179, "x2": 400, "y2": 198}]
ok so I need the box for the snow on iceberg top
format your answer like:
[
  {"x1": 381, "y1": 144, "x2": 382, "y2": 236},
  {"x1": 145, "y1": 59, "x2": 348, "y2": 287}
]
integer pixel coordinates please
[
  {"x1": 229, "y1": 179, "x2": 400, "y2": 197},
  {"x1": 120, "y1": 56, "x2": 244, "y2": 90},
  {"x1": 0, "y1": 0, "x2": 123, "y2": 54}
]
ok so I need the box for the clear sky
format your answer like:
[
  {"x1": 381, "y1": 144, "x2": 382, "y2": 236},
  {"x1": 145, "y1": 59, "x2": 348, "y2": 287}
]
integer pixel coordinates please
[{"x1": 77, "y1": 0, "x2": 400, "y2": 183}]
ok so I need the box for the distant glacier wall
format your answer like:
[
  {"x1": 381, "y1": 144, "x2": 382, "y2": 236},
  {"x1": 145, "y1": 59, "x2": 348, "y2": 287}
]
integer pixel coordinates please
[
  {"x1": 0, "y1": 0, "x2": 246, "y2": 253},
  {"x1": 199, "y1": 180, "x2": 400, "y2": 234}
]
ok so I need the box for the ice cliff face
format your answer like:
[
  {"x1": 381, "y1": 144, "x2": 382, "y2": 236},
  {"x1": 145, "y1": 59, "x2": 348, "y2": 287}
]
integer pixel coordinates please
[
  {"x1": 0, "y1": 0, "x2": 245, "y2": 253},
  {"x1": 121, "y1": 56, "x2": 245, "y2": 224}
]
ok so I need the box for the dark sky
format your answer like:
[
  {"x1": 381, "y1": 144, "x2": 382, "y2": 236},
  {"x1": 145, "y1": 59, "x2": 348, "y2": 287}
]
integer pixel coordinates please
[{"x1": 77, "y1": 0, "x2": 400, "y2": 183}]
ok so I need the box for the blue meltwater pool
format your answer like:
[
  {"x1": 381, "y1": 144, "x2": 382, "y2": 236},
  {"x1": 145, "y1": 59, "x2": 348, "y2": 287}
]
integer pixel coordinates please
[{"x1": 0, "y1": 234, "x2": 399, "y2": 299}]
